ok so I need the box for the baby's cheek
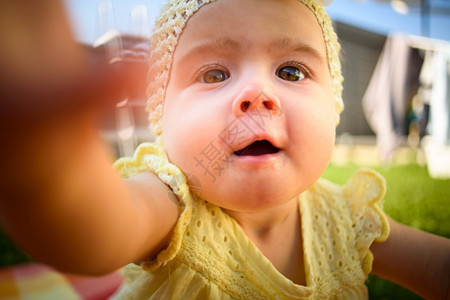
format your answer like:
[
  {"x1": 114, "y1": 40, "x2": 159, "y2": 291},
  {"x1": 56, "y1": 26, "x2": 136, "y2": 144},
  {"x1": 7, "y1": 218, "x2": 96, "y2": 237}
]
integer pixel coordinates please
[{"x1": 162, "y1": 123, "x2": 211, "y2": 179}]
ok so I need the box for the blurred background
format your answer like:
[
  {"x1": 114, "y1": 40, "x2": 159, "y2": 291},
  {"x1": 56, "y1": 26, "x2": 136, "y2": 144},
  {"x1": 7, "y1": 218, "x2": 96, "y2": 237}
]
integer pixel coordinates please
[{"x1": 1, "y1": 1, "x2": 449, "y2": 299}]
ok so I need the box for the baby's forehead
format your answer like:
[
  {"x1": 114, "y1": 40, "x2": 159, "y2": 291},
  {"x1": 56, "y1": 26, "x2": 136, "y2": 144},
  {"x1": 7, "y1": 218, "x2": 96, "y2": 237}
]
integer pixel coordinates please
[
  {"x1": 174, "y1": 0, "x2": 327, "y2": 58},
  {"x1": 183, "y1": 0, "x2": 322, "y2": 33}
]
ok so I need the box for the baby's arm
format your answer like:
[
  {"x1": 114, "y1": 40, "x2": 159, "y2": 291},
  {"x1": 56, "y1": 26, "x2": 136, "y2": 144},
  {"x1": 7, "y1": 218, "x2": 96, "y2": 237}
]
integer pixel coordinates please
[
  {"x1": 0, "y1": 0, "x2": 179, "y2": 275},
  {"x1": 0, "y1": 117, "x2": 178, "y2": 275},
  {"x1": 371, "y1": 217, "x2": 450, "y2": 299}
]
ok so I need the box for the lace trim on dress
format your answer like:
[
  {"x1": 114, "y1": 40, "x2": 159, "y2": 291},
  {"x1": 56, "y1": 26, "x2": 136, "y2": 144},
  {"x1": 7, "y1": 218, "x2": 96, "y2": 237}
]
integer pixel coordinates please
[{"x1": 114, "y1": 140, "x2": 193, "y2": 271}]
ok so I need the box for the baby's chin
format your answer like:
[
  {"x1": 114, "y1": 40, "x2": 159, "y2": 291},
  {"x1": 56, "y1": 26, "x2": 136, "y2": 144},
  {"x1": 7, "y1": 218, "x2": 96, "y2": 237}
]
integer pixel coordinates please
[
  {"x1": 196, "y1": 181, "x2": 303, "y2": 213},
  {"x1": 183, "y1": 167, "x2": 312, "y2": 212}
]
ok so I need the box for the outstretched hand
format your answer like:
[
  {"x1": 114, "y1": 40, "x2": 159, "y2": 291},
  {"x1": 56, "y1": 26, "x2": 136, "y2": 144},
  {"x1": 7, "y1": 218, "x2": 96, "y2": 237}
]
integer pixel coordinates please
[
  {"x1": 0, "y1": 0, "x2": 147, "y2": 124},
  {"x1": 0, "y1": 0, "x2": 147, "y2": 204}
]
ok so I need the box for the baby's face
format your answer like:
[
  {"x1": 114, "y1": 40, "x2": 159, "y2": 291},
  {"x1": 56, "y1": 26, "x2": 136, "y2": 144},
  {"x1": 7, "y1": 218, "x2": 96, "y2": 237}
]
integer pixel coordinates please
[{"x1": 162, "y1": 0, "x2": 336, "y2": 212}]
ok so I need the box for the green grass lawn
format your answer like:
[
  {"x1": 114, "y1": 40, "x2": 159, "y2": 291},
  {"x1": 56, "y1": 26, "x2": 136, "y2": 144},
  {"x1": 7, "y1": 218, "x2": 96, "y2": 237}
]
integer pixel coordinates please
[{"x1": 1, "y1": 163, "x2": 449, "y2": 299}]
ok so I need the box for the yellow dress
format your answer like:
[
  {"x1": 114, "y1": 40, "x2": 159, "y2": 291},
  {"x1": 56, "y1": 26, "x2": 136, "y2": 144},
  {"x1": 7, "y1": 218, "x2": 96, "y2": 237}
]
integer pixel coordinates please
[{"x1": 113, "y1": 143, "x2": 390, "y2": 299}]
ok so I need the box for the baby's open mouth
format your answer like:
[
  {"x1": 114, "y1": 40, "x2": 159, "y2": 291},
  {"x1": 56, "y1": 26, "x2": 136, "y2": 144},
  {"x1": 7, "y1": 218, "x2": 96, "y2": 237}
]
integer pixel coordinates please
[{"x1": 233, "y1": 140, "x2": 280, "y2": 156}]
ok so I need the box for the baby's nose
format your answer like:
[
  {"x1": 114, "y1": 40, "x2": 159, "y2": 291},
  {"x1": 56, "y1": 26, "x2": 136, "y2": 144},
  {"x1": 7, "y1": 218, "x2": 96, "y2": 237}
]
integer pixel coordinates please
[{"x1": 232, "y1": 84, "x2": 281, "y2": 117}]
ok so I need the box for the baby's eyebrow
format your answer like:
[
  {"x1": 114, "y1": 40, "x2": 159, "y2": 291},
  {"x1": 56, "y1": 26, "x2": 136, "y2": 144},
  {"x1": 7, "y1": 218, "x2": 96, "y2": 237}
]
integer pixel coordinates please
[
  {"x1": 178, "y1": 37, "x2": 325, "y2": 63},
  {"x1": 179, "y1": 38, "x2": 242, "y2": 61},
  {"x1": 268, "y1": 37, "x2": 326, "y2": 62}
]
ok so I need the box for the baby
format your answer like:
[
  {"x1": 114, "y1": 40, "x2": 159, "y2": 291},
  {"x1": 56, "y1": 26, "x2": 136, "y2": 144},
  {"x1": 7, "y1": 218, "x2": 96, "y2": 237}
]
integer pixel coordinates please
[{"x1": 0, "y1": 0, "x2": 449, "y2": 299}]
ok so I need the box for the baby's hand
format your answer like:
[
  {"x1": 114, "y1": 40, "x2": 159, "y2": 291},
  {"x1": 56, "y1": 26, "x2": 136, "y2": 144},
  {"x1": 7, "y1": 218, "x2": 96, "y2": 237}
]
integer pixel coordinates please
[
  {"x1": 0, "y1": 0, "x2": 147, "y2": 207},
  {"x1": 0, "y1": 0, "x2": 146, "y2": 124}
]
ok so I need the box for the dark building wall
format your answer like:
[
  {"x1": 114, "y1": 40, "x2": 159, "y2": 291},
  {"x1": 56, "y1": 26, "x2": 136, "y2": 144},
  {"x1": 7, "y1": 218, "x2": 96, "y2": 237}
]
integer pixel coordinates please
[{"x1": 334, "y1": 22, "x2": 386, "y2": 136}]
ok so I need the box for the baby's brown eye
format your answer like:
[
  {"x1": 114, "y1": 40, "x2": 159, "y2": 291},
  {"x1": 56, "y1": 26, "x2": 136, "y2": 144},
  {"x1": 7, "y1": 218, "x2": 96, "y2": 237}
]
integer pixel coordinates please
[
  {"x1": 277, "y1": 66, "x2": 305, "y2": 82},
  {"x1": 202, "y1": 69, "x2": 229, "y2": 83}
]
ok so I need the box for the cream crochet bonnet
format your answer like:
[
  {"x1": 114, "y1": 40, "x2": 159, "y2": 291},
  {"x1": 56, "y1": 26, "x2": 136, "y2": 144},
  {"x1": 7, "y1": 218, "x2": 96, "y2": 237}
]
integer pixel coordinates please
[{"x1": 146, "y1": 0, "x2": 344, "y2": 136}]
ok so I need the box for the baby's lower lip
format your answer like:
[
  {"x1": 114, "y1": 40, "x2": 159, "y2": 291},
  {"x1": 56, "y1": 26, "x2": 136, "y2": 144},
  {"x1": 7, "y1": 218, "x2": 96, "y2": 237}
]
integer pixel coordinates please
[{"x1": 232, "y1": 152, "x2": 280, "y2": 163}]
